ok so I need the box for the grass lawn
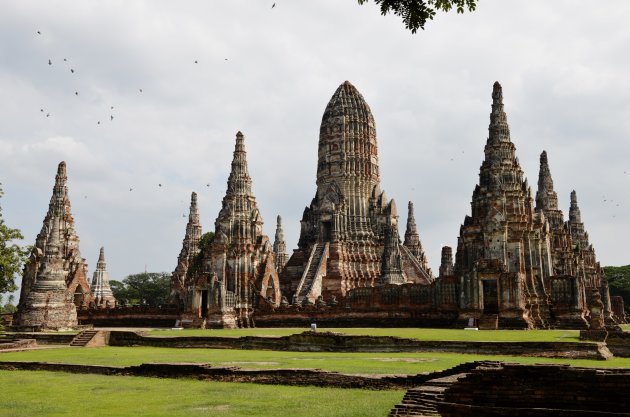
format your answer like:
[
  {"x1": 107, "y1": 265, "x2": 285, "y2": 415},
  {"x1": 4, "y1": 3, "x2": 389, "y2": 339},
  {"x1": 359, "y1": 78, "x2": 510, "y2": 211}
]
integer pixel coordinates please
[
  {"x1": 0, "y1": 370, "x2": 401, "y2": 417},
  {"x1": 146, "y1": 327, "x2": 582, "y2": 342},
  {"x1": 2, "y1": 346, "x2": 630, "y2": 375},
  {"x1": 621, "y1": 324, "x2": 630, "y2": 332}
]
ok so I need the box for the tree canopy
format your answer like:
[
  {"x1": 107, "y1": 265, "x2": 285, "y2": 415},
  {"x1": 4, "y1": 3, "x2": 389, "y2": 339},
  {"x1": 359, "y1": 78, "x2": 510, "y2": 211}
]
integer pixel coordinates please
[
  {"x1": 603, "y1": 265, "x2": 630, "y2": 314},
  {"x1": 358, "y1": 0, "x2": 477, "y2": 33},
  {"x1": 0, "y1": 185, "x2": 28, "y2": 295},
  {"x1": 110, "y1": 272, "x2": 171, "y2": 306}
]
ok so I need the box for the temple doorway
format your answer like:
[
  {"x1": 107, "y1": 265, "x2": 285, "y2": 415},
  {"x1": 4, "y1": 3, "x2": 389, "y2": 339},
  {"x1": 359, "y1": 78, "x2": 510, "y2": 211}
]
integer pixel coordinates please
[
  {"x1": 321, "y1": 221, "x2": 332, "y2": 241},
  {"x1": 265, "y1": 278, "x2": 276, "y2": 303},
  {"x1": 482, "y1": 280, "x2": 499, "y2": 314},
  {"x1": 200, "y1": 290, "x2": 209, "y2": 317},
  {"x1": 73, "y1": 287, "x2": 85, "y2": 307}
]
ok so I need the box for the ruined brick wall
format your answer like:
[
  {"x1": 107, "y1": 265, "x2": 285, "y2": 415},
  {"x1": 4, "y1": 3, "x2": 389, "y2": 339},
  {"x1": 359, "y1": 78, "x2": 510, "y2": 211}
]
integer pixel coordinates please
[
  {"x1": 439, "y1": 364, "x2": 630, "y2": 416},
  {"x1": 107, "y1": 331, "x2": 609, "y2": 359},
  {"x1": 257, "y1": 278, "x2": 459, "y2": 328},
  {"x1": 77, "y1": 305, "x2": 178, "y2": 327}
]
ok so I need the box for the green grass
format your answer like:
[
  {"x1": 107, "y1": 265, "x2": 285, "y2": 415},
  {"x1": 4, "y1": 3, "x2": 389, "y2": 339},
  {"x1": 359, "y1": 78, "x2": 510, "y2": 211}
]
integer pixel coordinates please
[
  {"x1": 146, "y1": 327, "x2": 582, "y2": 342},
  {"x1": 0, "y1": 370, "x2": 402, "y2": 417},
  {"x1": 2, "y1": 346, "x2": 630, "y2": 375},
  {"x1": 621, "y1": 324, "x2": 630, "y2": 332}
]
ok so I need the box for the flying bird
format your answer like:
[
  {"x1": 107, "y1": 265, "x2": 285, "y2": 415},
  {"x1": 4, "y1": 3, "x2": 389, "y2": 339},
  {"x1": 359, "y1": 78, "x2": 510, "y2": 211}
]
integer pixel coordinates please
[
  {"x1": 139, "y1": 88, "x2": 143, "y2": 93},
  {"x1": 75, "y1": 91, "x2": 79, "y2": 96},
  {"x1": 48, "y1": 59, "x2": 52, "y2": 65},
  {"x1": 182, "y1": 214, "x2": 186, "y2": 218},
  {"x1": 111, "y1": 106, "x2": 114, "y2": 110},
  {"x1": 97, "y1": 121, "x2": 101, "y2": 125},
  {"x1": 194, "y1": 60, "x2": 198, "y2": 64},
  {"x1": 206, "y1": 183, "x2": 210, "y2": 187},
  {"x1": 37, "y1": 30, "x2": 41, "y2": 35},
  {"x1": 272, "y1": 3, "x2": 276, "y2": 8},
  {"x1": 70, "y1": 69, "x2": 75, "y2": 73},
  {"x1": 63, "y1": 58, "x2": 67, "y2": 62},
  {"x1": 158, "y1": 183, "x2": 162, "y2": 187},
  {"x1": 46, "y1": 113, "x2": 50, "y2": 117},
  {"x1": 40, "y1": 109, "x2": 44, "y2": 112},
  {"x1": 110, "y1": 115, "x2": 114, "y2": 121},
  {"x1": 129, "y1": 187, "x2": 133, "y2": 192}
]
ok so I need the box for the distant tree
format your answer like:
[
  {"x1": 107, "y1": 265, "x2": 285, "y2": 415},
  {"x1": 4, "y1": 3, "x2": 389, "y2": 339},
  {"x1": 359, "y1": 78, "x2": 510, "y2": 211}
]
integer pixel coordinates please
[
  {"x1": 0, "y1": 294, "x2": 15, "y2": 314},
  {"x1": 198, "y1": 231, "x2": 215, "y2": 251},
  {"x1": 603, "y1": 265, "x2": 630, "y2": 315},
  {"x1": 109, "y1": 280, "x2": 126, "y2": 303},
  {"x1": 0, "y1": 184, "x2": 28, "y2": 295},
  {"x1": 110, "y1": 272, "x2": 171, "y2": 306},
  {"x1": 358, "y1": 0, "x2": 477, "y2": 33}
]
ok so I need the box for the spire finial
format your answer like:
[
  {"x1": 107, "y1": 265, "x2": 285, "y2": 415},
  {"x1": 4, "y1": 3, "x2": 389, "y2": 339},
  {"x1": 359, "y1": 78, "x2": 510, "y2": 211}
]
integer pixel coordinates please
[
  {"x1": 57, "y1": 161, "x2": 67, "y2": 175},
  {"x1": 273, "y1": 214, "x2": 288, "y2": 273},
  {"x1": 98, "y1": 247, "x2": 105, "y2": 263},
  {"x1": 274, "y1": 214, "x2": 285, "y2": 244},
  {"x1": 488, "y1": 81, "x2": 511, "y2": 144},
  {"x1": 535, "y1": 150, "x2": 559, "y2": 212},
  {"x1": 492, "y1": 81, "x2": 503, "y2": 105},
  {"x1": 569, "y1": 190, "x2": 582, "y2": 224}
]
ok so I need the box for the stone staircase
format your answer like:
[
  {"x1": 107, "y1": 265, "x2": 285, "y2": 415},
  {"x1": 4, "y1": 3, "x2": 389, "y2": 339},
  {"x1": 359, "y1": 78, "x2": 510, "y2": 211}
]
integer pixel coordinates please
[
  {"x1": 389, "y1": 374, "x2": 468, "y2": 417},
  {"x1": 69, "y1": 330, "x2": 98, "y2": 347},
  {"x1": 295, "y1": 243, "x2": 327, "y2": 304},
  {"x1": 478, "y1": 313, "x2": 498, "y2": 330}
]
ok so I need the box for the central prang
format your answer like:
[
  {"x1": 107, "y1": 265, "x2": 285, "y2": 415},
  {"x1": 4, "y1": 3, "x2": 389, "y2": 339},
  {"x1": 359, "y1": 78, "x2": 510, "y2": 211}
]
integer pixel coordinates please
[{"x1": 280, "y1": 81, "x2": 433, "y2": 305}]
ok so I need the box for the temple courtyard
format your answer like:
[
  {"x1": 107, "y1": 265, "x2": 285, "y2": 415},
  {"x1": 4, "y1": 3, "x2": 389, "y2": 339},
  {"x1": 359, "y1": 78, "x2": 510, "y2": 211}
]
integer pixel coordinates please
[{"x1": 1, "y1": 326, "x2": 630, "y2": 416}]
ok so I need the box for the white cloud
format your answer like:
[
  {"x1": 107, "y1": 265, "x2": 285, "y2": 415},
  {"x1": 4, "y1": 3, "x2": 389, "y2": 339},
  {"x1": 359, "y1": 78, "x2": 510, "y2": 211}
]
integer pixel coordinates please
[{"x1": 1, "y1": 0, "x2": 630, "y2": 290}]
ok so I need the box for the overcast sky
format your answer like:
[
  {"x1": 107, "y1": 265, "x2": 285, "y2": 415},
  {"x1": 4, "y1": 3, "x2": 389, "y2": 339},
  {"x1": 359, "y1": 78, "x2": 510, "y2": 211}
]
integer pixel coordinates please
[{"x1": 1, "y1": 0, "x2": 630, "y2": 290}]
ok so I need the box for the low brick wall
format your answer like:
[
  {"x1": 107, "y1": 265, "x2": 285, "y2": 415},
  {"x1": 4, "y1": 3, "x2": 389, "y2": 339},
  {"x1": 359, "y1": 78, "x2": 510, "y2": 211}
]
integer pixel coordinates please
[
  {"x1": 5, "y1": 332, "x2": 76, "y2": 345},
  {"x1": 438, "y1": 363, "x2": 630, "y2": 416},
  {"x1": 606, "y1": 331, "x2": 630, "y2": 358},
  {"x1": 77, "y1": 306, "x2": 178, "y2": 327},
  {"x1": 255, "y1": 309, "x2": 458, "y2": 328},
  {"x1": 108, "y1": 331, "x2": 611, "y2": 359},
  {"x1": 0, "y1": 339, "x2": 37, "y2": 350},
  {"x1": 0, "y1": 360, "x2": 489, "y2": 390}
]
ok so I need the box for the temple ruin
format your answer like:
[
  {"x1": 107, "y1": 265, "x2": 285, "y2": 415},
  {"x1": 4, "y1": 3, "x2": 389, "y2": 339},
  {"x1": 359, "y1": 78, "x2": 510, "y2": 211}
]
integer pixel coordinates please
[
  {"x1": 169, "y1": 191, "x2": 202, "y2": 307},
  {"x1": 177, "y1": 132, "x2": 281, "y2": 328},
  {"x1": 89, "y1": 247, "x2": 117, "y2": 308},
  {"x1": 453, "y1": 82, "x2": 611, "y2": 329},
  {"x1": 14, "y1": 162, "x2": 92, "y2": 329},
  {"x1": 280, "y1": 81, "x2": 433, "y2": 305},
  {"x1": 15, "y1": 82, "x2": 625, "y2": 330}
]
